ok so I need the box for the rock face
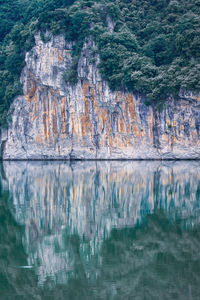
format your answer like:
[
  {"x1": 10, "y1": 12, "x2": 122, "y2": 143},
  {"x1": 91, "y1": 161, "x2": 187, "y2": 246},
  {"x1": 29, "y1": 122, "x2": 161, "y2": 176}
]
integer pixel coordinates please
[{"x1": 2, "y1": 33, "x2": 200, "y2": 159}]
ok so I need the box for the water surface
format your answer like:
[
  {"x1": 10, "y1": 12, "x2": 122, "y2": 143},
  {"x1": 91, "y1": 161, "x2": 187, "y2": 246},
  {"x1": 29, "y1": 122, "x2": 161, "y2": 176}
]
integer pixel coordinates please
[{"x1": 0, "y1": 161, "x2": 200, "y2": 299}]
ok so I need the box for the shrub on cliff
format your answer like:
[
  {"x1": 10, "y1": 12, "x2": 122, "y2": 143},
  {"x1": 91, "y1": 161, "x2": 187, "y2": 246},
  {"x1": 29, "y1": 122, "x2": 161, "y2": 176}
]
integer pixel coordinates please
[{"x1": 0, "y1": 0, "x2": 199, "y2": 126}]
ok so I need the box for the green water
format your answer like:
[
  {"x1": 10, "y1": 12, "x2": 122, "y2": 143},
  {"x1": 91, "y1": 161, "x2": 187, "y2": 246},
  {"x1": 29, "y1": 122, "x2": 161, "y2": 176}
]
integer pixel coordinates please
[{"x1": 0, "y1": 161, "x2": 200, "y2": 300}]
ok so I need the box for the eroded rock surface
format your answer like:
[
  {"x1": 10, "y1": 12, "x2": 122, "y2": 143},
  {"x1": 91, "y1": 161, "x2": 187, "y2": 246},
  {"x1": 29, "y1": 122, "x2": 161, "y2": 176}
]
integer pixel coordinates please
[{"x1": 2, "y1": 33, "x2": 200, "y2": 159}]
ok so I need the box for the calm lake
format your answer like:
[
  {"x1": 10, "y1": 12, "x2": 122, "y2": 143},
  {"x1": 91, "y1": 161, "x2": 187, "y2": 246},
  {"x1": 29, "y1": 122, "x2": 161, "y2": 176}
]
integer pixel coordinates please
[{"x1": 0, "y1": 161, "x2": 200, "y2": 300}]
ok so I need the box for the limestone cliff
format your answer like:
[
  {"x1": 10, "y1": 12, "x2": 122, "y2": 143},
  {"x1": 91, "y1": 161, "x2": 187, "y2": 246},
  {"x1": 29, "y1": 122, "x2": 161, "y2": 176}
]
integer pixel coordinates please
[{"x1": 2, "y1": 33, "x2": 200, "y2": 159}]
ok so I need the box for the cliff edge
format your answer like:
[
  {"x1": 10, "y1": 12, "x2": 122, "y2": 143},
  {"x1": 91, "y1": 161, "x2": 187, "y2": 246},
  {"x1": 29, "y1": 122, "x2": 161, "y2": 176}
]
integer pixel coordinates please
[{"x1": 2, "y1": 33, "x2": 200, "y2": 159}]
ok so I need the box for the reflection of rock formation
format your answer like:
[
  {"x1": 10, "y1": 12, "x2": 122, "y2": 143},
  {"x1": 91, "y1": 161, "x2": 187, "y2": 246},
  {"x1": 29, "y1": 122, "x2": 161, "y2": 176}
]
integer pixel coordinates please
[{"x1": 2, "y1": 161, "x2": 200, "y2": 286}]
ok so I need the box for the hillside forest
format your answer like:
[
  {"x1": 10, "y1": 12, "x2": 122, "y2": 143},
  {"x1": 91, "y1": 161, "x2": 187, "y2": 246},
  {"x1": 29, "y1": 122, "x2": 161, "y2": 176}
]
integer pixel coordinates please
[{"x1": 0, "y1": 0, "x2": 199, "y2": 126}]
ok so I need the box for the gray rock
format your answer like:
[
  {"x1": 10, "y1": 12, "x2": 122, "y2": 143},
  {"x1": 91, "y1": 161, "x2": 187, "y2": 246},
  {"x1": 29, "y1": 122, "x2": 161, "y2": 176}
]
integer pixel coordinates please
[{"x1": 2, "y1": 33, "x2": 200, "y2": 159}]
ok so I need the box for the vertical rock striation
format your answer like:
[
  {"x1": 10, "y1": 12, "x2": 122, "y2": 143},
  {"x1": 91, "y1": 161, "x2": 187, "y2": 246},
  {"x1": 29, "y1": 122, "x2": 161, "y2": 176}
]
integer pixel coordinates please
[{"x1": 2, "y1": 33, "x2": 200, "y2": 159}]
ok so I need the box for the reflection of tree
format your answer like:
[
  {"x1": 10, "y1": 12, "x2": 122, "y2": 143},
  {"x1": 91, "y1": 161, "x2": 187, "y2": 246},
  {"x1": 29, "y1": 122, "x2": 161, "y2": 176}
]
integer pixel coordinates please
[
  {"x1": 34, "y1": 212, "x2": 200, "y2": 300},
  {"x1": 0, "y1": 188, "x2": 40, "y2": 299},
  {"x1": 0, "y1": 183, "x2": 94, "y2": 299},
  {"x1": 1, "y1": 161, "x2": 200, "y2": 299},
  {"x1": 92, "y1": 212, "x2": 200, "y2": 300},
  {"x1": 1, "y1": 183, "x2": 200, "y2": 299}
]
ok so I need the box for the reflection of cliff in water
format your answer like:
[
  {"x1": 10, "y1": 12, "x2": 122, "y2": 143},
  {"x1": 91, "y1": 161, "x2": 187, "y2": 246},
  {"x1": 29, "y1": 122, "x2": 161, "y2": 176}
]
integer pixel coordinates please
[{"x1": 2, "y1": 161, "x2": 200, "y2": 287}]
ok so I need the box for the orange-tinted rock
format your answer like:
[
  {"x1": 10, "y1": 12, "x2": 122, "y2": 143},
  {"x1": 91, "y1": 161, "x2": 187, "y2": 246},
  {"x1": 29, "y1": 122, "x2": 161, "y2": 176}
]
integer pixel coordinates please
[{"x1": 2, "y1": 34, "x2": 200, "y2": 159}]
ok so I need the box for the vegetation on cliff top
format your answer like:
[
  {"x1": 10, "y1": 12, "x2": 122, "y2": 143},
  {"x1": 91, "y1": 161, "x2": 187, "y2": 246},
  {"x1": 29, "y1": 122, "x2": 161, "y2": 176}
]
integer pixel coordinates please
[{"x1": 0, "y1": 0, "x2": 199, "y2": 126}]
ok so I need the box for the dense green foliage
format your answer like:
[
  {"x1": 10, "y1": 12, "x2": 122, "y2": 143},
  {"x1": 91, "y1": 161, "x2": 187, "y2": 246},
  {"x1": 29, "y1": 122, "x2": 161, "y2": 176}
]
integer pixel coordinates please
[{"x1": 0, "y1": 0, "x2": 199, "y2": 126}]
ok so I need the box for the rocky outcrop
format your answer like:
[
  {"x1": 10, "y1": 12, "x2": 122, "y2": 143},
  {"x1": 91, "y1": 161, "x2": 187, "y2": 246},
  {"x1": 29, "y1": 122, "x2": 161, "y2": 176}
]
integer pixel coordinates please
[{"x1": 2, "y1": 33, "x2": 200, "y2": 159}]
